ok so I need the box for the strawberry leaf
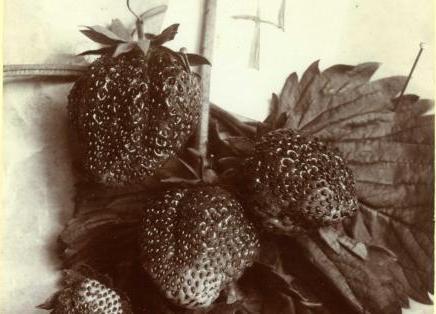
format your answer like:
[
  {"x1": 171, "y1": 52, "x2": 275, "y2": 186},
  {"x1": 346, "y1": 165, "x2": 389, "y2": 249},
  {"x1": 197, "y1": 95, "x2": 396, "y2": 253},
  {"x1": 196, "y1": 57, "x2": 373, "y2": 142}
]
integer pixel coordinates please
[
  {"x1": 37, "y1": 292, "x2": 60, "y2": 310},
  {"x1": 109, "y1": 19, "x2": 131, "y2": 41},
  {"x1": 139, "y1": 5, "x2": 168, "y2": 21},
  {"x1": 279, "y1": 60, "x2": 321, "y2": 129},
  {"x1": 293, "y1": 233, "x2": 411, "y2": 314},
  {"x1": 77, "y1": 46, "x2": 115, "y2": 56},
  {"x1": 234, "y1": 265, "x2": 299, "y2": 314},
  {"x1": 150, "y1": 23, "x2": 179, "y2": 47},
  {"x1": 186, "y1": 53, "x2": 211, "y2": 66},
  {"x1": 275, "y1": 61, "x2": 434, "y2": 312},
  {"x1": 210, "y1": 62, "x2": 433, "y2": 313},
  {"x1": 224, "y1": 237, "x2": 329, "y2": 314},
  {"x1": 53, "y1": 59, "x2": 433, "y2": 314},
  {"x1": 144, "y1": 33, "x2": 157, "y2": 40},
  {"x1": 299, "y1": 75, "x2": 407, "y2": 135},
  {"x1": 223, "y1": 137, "x2": 255, "y2": 156},
  {"x1": 80, "y1": 25, "x2": 126, "y2": 45}
]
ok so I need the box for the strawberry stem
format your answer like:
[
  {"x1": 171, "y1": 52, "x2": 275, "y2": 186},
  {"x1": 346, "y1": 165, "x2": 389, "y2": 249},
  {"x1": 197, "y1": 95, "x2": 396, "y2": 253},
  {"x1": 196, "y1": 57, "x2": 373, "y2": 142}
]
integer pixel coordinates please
[
  {"x1": 196, "y1": 0, "x2": 218, "y2": 166},
  {"x1": 136, "y1": 20, "x2": 144, "y2": 40},
  {"x1": 127, "y1": 0, "x2": 144, "y2": 40}
]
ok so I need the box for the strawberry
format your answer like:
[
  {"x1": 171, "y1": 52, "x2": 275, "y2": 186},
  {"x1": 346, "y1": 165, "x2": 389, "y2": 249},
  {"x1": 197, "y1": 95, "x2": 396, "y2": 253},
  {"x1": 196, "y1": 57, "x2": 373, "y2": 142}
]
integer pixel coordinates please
[
  {"x1": 68, "y1": 20, "x2": 209, "y2": 186},
  {"x1": 243, "y1": 129, "x2": 358, "y2": 234},
  {"x1": 39, "y1": 271, "x2": 132, "y2": 314},
  {"x1": 139, "y1": 185, "x2": 260, "y2": 309}
]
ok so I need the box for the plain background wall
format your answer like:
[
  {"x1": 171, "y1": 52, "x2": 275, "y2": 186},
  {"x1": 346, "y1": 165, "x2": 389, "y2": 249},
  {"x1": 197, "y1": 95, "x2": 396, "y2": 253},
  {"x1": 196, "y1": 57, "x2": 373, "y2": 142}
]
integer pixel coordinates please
[{"x1": 2, "y1": 1, "x2": 434, "y2": 313}]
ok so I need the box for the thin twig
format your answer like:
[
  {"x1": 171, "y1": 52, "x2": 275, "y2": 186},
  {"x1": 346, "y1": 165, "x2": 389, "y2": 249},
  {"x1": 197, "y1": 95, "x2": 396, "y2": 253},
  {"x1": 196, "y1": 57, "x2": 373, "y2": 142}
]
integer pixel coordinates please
[
  {"x1": 398, "y1": 43, "x2": 425, "y2": 101},
  {"x1": 197, "y1": 0, "x2": 218, "y2": 163},
  {"x1": 126, "y1": 0, "x2": 140, "y2": 20}
]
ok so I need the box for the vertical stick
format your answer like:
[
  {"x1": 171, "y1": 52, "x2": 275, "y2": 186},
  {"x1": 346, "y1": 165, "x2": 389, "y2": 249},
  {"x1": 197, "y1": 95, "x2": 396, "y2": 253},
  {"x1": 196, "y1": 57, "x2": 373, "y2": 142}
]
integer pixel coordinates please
[
  {"x1": 398, "y1": 43, "x2": 425, "y2": 101},
  {"x1": 197, "y1": 0, "x2": 218, "y2": 162},
  {"x1": 249, "y1": 2, "x2": 261, "y2": 70}
]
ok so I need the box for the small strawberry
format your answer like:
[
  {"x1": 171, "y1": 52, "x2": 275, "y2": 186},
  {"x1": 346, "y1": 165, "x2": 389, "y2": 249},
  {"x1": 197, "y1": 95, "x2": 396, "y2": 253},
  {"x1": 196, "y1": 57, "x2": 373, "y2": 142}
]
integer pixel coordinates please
[
  {"x1": 243, "y1": 129, "x2": 358, "y2": 234},
  {"x1": 68, "y1": 15, "x2": 209, "y2": 186},
  {"x1": 139, "y1": 185, "x2": 260, "y2": 309},
  {"x1": 38, "y1": 270, "x2": 132, "y2": 314}
]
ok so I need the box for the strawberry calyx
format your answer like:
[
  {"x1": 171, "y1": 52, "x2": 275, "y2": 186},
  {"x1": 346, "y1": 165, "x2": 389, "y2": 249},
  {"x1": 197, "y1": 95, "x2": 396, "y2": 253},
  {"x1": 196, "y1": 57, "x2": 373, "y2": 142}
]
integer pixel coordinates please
[
  {"x1": 78, "y1": 17, "x2": 211, "y2": 66},
  {"x1": 78, "y1": 21, "x2": 173, "y2": 57},
  {"x1": 145, "y1": 23, "x2": 178, "y2": 46}
]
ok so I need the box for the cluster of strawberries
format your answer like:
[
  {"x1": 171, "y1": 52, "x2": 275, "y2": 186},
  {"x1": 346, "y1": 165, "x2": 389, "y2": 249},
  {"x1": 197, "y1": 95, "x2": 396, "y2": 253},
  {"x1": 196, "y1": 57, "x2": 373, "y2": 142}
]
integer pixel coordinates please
[{"x1": 42, "y1": 17, "x2": 358, "y2": 314}]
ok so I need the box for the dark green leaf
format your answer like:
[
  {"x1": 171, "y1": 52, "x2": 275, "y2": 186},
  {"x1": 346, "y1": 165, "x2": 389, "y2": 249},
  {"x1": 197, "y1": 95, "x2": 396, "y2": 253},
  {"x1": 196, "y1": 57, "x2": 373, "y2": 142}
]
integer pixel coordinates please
[
  {"x1": 263, "y1": 94, "x2": 288, "y2": 131},
  {"x1": 322, "y1": 62, "x2": 380, "y2": 93},
  {"x1": 295, "y1": 236, "x2": 364, "y2": 313},
  {"x1": 144, "y1": 33, "x2": 157, "y2": 40},
  {"x1": 37, "y1": 292, "x2": 59, "y2": 310},
  {"x1": 210, "y1": 104, "x2": 257, "y2": 138},
  {"x1": 264, "y1": 93, "x2": 280, "y2": 124},
  {"x1": 296, "y1": 233, "x2": 411, "y2": 314},
  {"x1": 300, "y1": 76, "x2": 407, "y2": 134},
  {"x1": 278, "y1": 73, "x2": 299, "y2": 128},
  {"x1": 150, "y1": 23, "x2": 179, "y2": 47},
  {"x1": 288, "y1": 60, "x2": 320, "y2": 128},
  {"x1": 348, "y1": 203, "x2": 434, "y2": 302},
  {"x1": 223, "y1": 137, "x2": 255, "y2": 155},
  {"x1": 334, "y1": 139, "x2": 433, "y2": 165},
  {"x1": 57, "y1": 60, "x2": 433, "y2": 314},
  {"x1": 80, "y1": 25, "x2": 126, "y2": 45},
  {"x1": 273, "y1": 61, "x2": 434, "y2": 312},
  {"x1": 186, "y1": 53, "x2": 211, "y2": 66},
  {"x1": 77, "y1": 47, "x2": 115, "y2": 56},
  {"x1": 234, "y1": 265, "x2": 299, "y2": 314}
]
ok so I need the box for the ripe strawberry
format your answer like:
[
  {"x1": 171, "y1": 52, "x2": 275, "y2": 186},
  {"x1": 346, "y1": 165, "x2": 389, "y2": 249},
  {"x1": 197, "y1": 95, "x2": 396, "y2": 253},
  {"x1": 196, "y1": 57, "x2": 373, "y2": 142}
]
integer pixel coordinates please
[
  {"x1": 39, "y1": 272, "x2": 132, "y2": 314},
  {"x1": 139, "y1": 186, "x2": 260, "y2": 309},
  {"x1": 68, "y1": 22, "x2": 209, "y2": 186},
  {"x1": 243, "y1": 129, "x2": 358, "y2": 234}
]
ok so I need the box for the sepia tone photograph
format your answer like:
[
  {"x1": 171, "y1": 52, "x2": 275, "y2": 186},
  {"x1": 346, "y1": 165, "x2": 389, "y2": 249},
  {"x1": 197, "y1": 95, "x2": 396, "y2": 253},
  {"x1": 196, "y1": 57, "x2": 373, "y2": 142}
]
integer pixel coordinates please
[{"x1": 1, "y1": 0, "x2": 434, "y2": 313}]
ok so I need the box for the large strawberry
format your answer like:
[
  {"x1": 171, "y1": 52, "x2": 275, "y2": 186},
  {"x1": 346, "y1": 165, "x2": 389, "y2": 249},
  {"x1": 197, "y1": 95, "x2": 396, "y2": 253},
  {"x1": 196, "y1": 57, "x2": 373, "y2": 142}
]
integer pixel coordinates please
[
  {"x1": 68, "y1": 19, "x2": 209, "y2": 186},
  {"x1": 139, "y1": 185, "x2": 260, "y2": 309},
  {"x1": 243, "y1": 128, "x2": 358, "y2": 234}
]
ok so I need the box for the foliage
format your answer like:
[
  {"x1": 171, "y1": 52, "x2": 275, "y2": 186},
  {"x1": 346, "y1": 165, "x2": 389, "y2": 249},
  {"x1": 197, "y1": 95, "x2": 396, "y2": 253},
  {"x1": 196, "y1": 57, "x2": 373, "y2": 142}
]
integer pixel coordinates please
[{"x1": 57, "y1": 62, "x2": 434, "y2": 314}]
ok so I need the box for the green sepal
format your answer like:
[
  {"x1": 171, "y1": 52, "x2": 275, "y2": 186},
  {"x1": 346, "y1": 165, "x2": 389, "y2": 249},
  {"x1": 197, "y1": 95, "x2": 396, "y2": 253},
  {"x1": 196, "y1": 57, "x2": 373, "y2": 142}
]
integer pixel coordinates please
[
  {"x1": 186, "y1": 53, "x2": 211, "y2": 66},
  {"x1": 80, "y1": 25, "x2": 126, "y2": 45},
  {"x1": 77, "y1": 46, "x2": 115, "y2": 56},
  {"x1": 149, "y1": 23, "x2": 179, "y2": 47}
]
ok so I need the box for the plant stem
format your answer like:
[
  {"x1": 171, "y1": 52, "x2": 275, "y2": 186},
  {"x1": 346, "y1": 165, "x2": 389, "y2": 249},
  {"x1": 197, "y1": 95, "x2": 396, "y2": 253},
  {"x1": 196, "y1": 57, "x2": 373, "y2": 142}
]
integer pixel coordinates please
[
  {"x1": 136, "y1": 20, "x2": 144, "y2": 40},
  {"x1": 3, "y1": 64, "x2": 87, "y2": 78},
  {"x1": 197, "y1": 0, "x2": 218, "y2": 163}
]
